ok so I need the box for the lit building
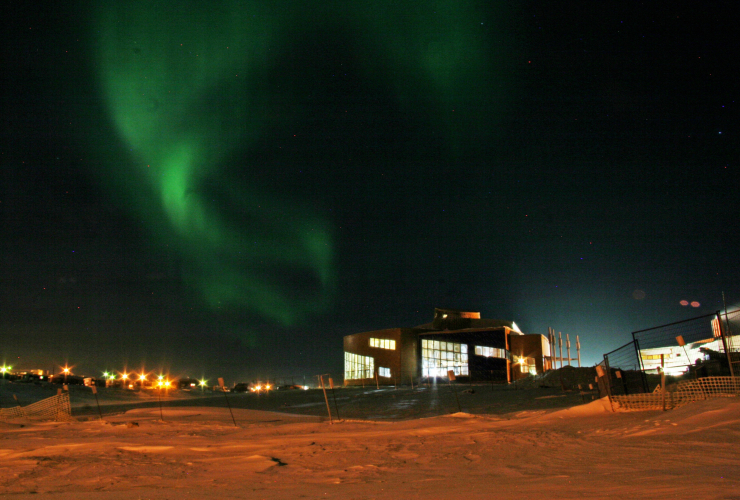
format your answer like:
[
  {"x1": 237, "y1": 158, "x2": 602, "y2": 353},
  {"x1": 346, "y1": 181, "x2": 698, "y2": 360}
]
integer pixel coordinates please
[
  {"x1": 343, "y1": 308, "x2": 550, "y2": 385},
  {"x1": 640, "y1": 337, "x2": 740, "y2": 376}
]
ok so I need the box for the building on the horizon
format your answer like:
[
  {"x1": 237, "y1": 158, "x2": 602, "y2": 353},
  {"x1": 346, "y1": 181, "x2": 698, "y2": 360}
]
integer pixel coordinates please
[
  {"x1": 343, "y1": 308, "x2": 551, "y2": 385},
  {"x1": 638, "y1": 317, "x2": 740, "y2": 376}
]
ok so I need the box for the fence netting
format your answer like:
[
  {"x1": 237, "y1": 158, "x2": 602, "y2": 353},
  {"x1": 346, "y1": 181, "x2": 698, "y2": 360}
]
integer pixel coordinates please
[
  {"x1": 0, "y1": 391, "x2": 72, "y2": 421},
  {"x1": 611, "y1": 376, "x2": 740, "y2": 411}
]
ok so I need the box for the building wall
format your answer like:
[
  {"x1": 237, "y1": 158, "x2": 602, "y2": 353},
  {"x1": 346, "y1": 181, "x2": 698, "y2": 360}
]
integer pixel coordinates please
[
  {"x1": 509, "y1": 333, "x2": 549, "y2": 380},
  {"x1": 343, "y1": 328, "x2": 407, "y2": 385},
  {"x1": 343, "y1": 321, "x2": 549, "y2": 385}
]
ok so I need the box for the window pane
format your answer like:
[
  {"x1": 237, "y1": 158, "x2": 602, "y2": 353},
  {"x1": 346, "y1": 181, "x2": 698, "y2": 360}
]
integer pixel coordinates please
[
  {"x1": 390, "y1": 340, "x2": 396, "y2": 350},
  {"x1": 454, "y1": 344, "x2": 461, "y2": 353},
  {"x1": 461, "y1": 344, "x2": 468, "y2": 354},
  {"x1": 433, "y1": 341, "x2": 440, "y2": 350}
]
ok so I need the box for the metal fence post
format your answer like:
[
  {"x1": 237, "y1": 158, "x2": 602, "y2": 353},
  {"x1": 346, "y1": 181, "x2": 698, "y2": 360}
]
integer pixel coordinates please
[
  {"x1": 717, "y1": 311, "x2": 736, "y2": 377},
  {"x1": 632, "y1": 338, "x2": 648, "y2": 393}
]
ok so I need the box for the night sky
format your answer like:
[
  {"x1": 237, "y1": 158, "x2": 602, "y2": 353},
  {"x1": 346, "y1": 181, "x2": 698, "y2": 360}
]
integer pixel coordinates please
[{"x1": 2, "y1": 1, "x2": 738, "y2": 382}]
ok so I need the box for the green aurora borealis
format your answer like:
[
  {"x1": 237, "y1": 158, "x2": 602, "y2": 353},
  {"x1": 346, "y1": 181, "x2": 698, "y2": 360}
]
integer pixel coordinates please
[
  {"x1": 4, "y1": 0, "x2": 739, "y2": 377},
  {"x1": 92, "y1": 1, "x2": 496, "y2": 326}
]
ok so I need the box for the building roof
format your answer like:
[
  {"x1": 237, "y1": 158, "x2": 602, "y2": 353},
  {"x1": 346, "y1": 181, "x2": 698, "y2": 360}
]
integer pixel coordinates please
[
  {"x1": 416, "y1": 325, "x2": 520, "y2": 336},
  {"x1": 346, "y1": 308, "x2": 523, "y2": 338}
]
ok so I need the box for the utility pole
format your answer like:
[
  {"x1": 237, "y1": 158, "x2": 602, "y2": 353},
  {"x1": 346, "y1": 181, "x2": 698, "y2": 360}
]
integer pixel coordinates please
[{"x1": 559, "y1": 332, "x2": 564, "y2": 370}]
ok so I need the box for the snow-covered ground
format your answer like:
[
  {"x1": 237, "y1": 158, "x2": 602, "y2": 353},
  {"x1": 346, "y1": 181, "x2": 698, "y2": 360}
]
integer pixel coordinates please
[{"x1": 1, "y1": 390, "x2": 738, "y2": 499}]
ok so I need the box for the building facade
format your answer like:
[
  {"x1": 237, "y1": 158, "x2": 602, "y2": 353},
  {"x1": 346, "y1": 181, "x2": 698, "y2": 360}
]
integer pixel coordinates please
[{"x1": 343, "y1": 308, "x2": 550, "y2": 385}]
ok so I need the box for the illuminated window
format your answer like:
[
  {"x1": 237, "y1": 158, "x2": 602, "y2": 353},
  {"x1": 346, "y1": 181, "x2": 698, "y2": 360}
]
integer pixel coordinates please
[
  {"x1": 518, "y1": 356, "x2": 536, "y2": 375},
  {"x1": 474, "y1": 345, "x2": 511, "y2": 360},
  {"x1": 641, "y1": 353, "x2": 675, "y2": 360},
  {"x1": 421, "y1": 339, "x2": 468, "y2": 377},
  {"x1": 369, "y1": 338, "x2": 396, "y2": 350},
  {"x1": 344, "y1": 352, "x2": 374, "y2": 380},
  {"x1": 379, "y1": 367, "x2": 391, "y2": 378}
]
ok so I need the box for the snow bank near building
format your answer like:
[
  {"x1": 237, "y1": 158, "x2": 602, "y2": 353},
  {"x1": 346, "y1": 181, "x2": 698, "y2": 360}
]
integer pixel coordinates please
[{"x1": 1, "y1": 395, "x2": 738, "y2": 499}]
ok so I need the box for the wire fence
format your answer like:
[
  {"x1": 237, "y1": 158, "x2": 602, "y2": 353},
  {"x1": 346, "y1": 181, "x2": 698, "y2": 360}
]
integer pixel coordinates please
[
  {"x1": 721, "y1": 309, "x2": 740, "y2": 375},
  {"x1": 631, "y1": 310, "x2": 740, "y2": 378},
  {"x1": 602, "y1": 341, "x2": 647, "y2": 395},
  {"x1": 599, "y1": 309, "x2": 740, "y2": 411},
  {"x1": 1, "y1": 375, "x2": 594, "y2": 424}
]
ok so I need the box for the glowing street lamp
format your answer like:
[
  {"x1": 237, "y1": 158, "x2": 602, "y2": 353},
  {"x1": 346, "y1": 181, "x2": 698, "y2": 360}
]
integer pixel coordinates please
[
  {"x1": 199, "y1": 379, "x2": 207, "y2": 392},
  {"x1": 0, "y1": 365, "x2": 10, "y2": 379}
]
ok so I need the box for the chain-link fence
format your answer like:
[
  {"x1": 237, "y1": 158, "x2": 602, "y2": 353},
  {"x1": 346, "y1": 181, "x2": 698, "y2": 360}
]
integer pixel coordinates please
[
  {"x1": 602, "y1": 341, "x2": 648, "y2": 394},
  {"x1": 631, "y1": 310, "x2": 740, "y2": 379},
  {"x1": 720, "y1": 309, "x2": 740, "y2": 376},
  {"x1": 599, "y1": 309, "x2": 740, "y2": 411}
]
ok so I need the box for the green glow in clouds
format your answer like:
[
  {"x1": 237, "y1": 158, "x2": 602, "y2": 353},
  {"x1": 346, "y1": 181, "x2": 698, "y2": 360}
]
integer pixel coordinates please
[{"x1": 93, "y1": 2, "x2": 494, "y2": 325}]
